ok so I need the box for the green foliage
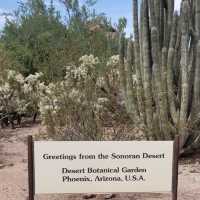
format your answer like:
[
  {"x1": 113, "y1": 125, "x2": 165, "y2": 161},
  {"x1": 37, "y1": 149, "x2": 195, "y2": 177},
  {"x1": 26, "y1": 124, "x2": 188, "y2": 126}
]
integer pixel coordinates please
[
  {"x1": 0, "y1": 44, "x2": 20, "y2": 78},
  {"x1": 117, "y1": 17, "x2": 127, "y2": 33},
  {"x1": 0, "y1": 0, "x2": 118, "y2": 82},
  {"x1": 1, "y1": 0, "x2": 66, "y2": 80},
  {"x1": 0, "y1": 0, "x2": 132, "y2": 140}
]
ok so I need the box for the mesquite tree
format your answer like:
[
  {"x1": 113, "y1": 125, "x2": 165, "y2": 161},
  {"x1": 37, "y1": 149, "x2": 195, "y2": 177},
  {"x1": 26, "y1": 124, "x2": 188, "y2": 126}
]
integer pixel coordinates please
[{"x1": 119, "y1": 0, "x2": 200, "y2": 153}]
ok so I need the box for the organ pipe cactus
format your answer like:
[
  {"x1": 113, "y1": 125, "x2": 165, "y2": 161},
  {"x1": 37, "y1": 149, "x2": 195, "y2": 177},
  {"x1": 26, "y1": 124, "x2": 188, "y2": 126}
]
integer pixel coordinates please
[{"x1": 118, "y1": 0, "x2": 200, "y2": 153}]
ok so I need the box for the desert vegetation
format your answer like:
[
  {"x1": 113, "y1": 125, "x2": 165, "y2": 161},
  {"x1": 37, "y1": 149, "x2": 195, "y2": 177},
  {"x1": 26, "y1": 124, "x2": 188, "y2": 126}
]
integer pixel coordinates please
[
  {"x1": 0, "y1": 1, "x2": 200, "y2": 200},
  {"x1": 0, "y1": 0, "x2": 200, "y2": 155},
  {"x1": 119, "y1": 0, "x2": 200, "y2": 154}
]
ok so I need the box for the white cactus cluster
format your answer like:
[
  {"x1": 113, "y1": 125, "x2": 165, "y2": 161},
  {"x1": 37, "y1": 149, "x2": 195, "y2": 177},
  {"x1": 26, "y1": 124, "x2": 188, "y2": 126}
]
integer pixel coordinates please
[
  {"x1": 0, "y1": 54, "x2": 122, "y2": 134},
  {"x1": 106, "y1": 55, "x2": 120, "y2": 67}
]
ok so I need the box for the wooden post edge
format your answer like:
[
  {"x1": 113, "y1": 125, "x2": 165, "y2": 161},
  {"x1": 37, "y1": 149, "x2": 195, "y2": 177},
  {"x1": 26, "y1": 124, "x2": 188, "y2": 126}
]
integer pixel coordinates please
[
  {"x1": 28, "y1": 135, "x2": 35, "y2": 200},
  {"x1": 172, "y1": 135, "x2": 180, "y2": 200}
]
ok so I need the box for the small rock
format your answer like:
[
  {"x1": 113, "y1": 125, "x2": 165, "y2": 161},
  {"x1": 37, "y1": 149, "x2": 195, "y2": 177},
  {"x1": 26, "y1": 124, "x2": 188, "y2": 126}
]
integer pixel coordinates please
[
  {"x1": 189, "y1": 169, "x2": 199, "y2": 173},
  {"x1": 104, "y1": 194, "x2": 116, "y2": 199},
  {"x1": 82, "y1": 194, "x2": 97, "y2": 199},
  {"x1": 0, "y1": 163, "x2": 14, "y2": 169},
  {"x1": 22, "y1": 159, "x2": 27, "y2": 163},
  {"x1": 0, "y1": 164, "x2": 5, "y2": 169}
]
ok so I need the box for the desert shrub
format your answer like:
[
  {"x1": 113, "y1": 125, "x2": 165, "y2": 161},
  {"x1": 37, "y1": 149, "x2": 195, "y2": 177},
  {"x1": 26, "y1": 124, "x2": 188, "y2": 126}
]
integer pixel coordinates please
[
  {"x1": 0, "y1": 70, "x2": 44, "y2": 120},
  {"x1": 0, "y1": 70, "x2": 26, "y2": 114},
  {"x1": 0, "y1": 54, "x2": 131, "y2": 140},
  {"x1": 39, "y1": 54, "x2": 127, "y2": 140},
  {"x1": 39, "y1": 55, "x2": 103, "y2": 140},
  {"x1": 23, "y1": 72, "x2": 44, "y2": 116}
]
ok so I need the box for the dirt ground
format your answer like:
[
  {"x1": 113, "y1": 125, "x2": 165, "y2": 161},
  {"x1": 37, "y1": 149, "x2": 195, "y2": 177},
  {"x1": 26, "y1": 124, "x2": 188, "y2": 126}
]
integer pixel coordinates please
[{"x1": 0, "y1": 124, "x2": 199, "y2": 200}]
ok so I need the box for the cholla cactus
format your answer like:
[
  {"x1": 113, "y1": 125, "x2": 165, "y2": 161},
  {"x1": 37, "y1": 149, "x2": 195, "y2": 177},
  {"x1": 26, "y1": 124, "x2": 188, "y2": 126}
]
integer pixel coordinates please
[
  {"x1": 25, "y1": 72, "x2": 43, "y2": 84},
  {"x1": 0, "y1": 70, "x2": 26, "y2": 114},
  {"x1": 107, "y1": 55, "x2": 120, "y2": 67},
  {"x1": 38, "y1": 54, "x2": 108, "y2": 139},
  {"x1": 79, "y1": 54, "x2": 99, "y2": 67},
  {"x1": 76, "y1": 55, "x2": 99, "y2": 81},
  {"x1": 23, "y1": 72, "x2": 44, "y2": 116},
  {"x1": 0, "y1": 70, "x2": 45, "y2": 119},
  {"x1": 15, "y1": 73, "x2": 25, "y2": 84}
]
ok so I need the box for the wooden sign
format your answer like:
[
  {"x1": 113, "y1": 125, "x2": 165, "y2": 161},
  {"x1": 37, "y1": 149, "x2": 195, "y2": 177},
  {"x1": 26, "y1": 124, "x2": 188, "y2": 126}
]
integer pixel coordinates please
[{"x1": 28, "y1": 136, "x2": 179, "y2": 200}]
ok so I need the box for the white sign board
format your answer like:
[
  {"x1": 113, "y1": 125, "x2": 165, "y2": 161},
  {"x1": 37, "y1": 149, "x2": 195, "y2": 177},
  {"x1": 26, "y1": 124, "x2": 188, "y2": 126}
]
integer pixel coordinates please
[{"x1": 34, "y1": 141, "x2": 174, "y2": 194}]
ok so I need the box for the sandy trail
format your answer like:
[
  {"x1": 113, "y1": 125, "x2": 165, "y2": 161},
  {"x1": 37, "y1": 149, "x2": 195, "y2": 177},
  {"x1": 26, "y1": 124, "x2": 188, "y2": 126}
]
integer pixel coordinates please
[{"x1": 0, "y1": 125, "x2": 199, "y2": 200}]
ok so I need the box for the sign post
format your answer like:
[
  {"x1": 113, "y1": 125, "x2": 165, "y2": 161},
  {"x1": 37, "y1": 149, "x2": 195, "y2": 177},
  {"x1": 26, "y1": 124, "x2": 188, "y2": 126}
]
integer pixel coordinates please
[
  {"x1": 172, "y1": 136, "x2": 180, "y2": 200},
  {"x1": 28, "y1": 135, "x2": 34, "y2": 200},
  {"x1": 28, "y1": 137, "x2": 180, "y2": 200}
]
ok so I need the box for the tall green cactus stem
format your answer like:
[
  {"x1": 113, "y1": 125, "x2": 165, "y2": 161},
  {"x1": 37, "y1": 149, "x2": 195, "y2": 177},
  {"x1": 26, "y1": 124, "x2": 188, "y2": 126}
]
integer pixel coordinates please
[
  {"x1": 167, "y1": 13, "x2": 178, "y2": 124},
  {"x1": 119, "y1": 33, "x2": 127, "y2": 102},
  {"x1": 141, "y1": 0, "x2": 154, "y2": 137},
  {"x1": 151, "y1": 26, "x2": 169, "y2": 139},
  {"x1": 161, "y1": 47, "x2": 168, "y2": 106},
  {"x1": 179, "y1": 0, "x2": 190, "y2": 128},
  {"x1": 132, "y1": 0, "x2": 146, "y2": 126},
  {"x1": 117, "y1": 0, "x2": 200, "y2": 150},
  {"x1": 192, "y1": 0, "x2": 200, "y2": 119},
  {"x1": 149, "y1": 0, "x2": 155, "y2": 27},
  {"x1": 176, "y1": 0, "x2": 191, "y2": 149},
  {"x1": 165, "y1": 0, "x2": 175, "y2": 48},
  {"x1": 125, "y1": 38, "x2": 138, "y2": 119},
  {"x1": 195, "y1": 0, "x2": 200, "y2": 39}
]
